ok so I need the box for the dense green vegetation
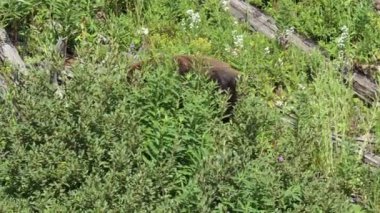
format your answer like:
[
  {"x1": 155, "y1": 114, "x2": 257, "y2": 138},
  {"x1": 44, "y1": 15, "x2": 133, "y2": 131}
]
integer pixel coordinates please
[
  {"x1": 251, "y1": 0, "x2": 380, "y2": 62},
  {"x1": 0, "y1": 0, "x2": 379, "y2": 211}
]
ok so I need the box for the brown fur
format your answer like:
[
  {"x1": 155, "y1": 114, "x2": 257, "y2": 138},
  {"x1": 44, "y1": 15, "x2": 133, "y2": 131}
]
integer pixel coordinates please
[{"x1": 127, "y1": 54, "x2": 240, "y2": 122}]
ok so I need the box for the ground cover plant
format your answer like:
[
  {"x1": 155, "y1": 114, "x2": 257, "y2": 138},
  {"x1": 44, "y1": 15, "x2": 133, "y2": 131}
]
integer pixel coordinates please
[
  {"x1": 250, "y1": 0, "x2": 380, "y2": 63},
  {"x1": 0, "y1": 0, "x2": 379, "y2": 212}
]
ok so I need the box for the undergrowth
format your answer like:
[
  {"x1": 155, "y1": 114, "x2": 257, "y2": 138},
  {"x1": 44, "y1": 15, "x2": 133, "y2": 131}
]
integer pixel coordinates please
[{"x1": 0, "y1": 0, "x2": 379, "y2": 211}]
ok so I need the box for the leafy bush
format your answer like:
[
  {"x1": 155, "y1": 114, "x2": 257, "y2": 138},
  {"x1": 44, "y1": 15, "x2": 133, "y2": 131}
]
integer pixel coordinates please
[
  {"x1": 0, "y1": 0, "x2": 379, "y2": 211},
  {"x1": 253, "y1": 0, "x2": 380, "y2": 62}
]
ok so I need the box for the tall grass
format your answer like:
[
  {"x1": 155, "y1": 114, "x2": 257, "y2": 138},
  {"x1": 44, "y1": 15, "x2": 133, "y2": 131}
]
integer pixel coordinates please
[{"x1": 0, "y1": 0, "x2": 379, "y2": 211}]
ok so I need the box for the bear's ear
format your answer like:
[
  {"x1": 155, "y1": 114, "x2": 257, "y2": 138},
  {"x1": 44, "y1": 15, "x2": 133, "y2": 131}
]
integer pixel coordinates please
[
  {"x1": 174, "y1": 55, "x2": 193, "y2": 75},
  {"x1": 129, "y1": 62, "x2": 143, "y2": 70}
]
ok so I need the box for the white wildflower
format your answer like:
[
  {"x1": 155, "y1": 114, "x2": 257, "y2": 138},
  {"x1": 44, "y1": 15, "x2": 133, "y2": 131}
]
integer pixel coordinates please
[
  {"x1": 341, "y1": 25, "x2": 349, "y2": 34},
  {"x1": 276, "y1": 58, "x2": 284, "y2": 66},
  {"x1": 233, "y1": 33, "x2": 244, "y2": 49},
  {"x1": 337, "y1": 25, "x2": 349, "y2": 49},
  {"x1": 227, "y1": 31, "x2": 244, "y2": 56},
  {"x1": 264, "y1": 47, "x2": 270, "y2": 55},
  {"x1": 337, "y1": 37, "x2": 345, "y2": 48},
  {"x1": 298, "y1": 84, "x2": 306, "y2": 90},
  {"x1": 186, "y1": 9, "x2": 201, "y2": 29},
  {"x1": 221, "y1": 0, "x2": 229, "y2": 11},
  {"x1": 225, "y1": 45, "x2": 231, "y2": 52},
  {"x1": 138, "y1": 27, "x2": 149, "y2": 36},
  {"x1": 225, "y1": 45, "x2": 239, "y2": 57},
  {"x1": 186, "y1": 9, "x2": 194, "y2": 15},
  {"x1": 285, "y1": 26, "x2": 295, "y2": 36},
  {"x1": 232, "y1": 49, "x2": 239, "y2": 56},
  {"x1": 275, "y1": 100, "x2": 284, "y2": 107}
]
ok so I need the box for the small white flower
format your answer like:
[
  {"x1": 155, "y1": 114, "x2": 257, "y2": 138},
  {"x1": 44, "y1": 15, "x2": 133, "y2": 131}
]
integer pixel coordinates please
[
  {"x1": 232, "y1": 49, "x2": 239, "y2": 56},
  {"x1": 276, "y1": 58, "x2": 284, "y2": 66},
  {"x1": 138, "y1": 27, "x2": 149, "y2": 36},
  {"x1": 285, "y1": 26, "x2": 295, "y2": 36},
  {"x1": 298, "y1": 84, "x2": 306, "y2": 90},
  {"x1": 337, "y1": 25, "x2": 349, "y2": 49},
  {"x1": 341, "y1": 25, "x2": 348, "y2": 34},
  {"x1": 191, "y1": 13, "x2": 201, "y2": 24},
  {"x1": 264, "y1": 47, "x2": 270, "y2": 55},
  {"x1": 186, "y1": 9, "x2": 194, "y2": 15},
  {"x1": 337, "y1": 38, "x2": 345, "y2": 49},
  {"x1": 221, "y1": 0, "x2": 229, "y2": 11},
  {"x1": 185, "y1": 9, "x2": 201, "y2": 29},
  {"x1": 275, "y1": 100, "x2": 284, "y2": 107},
  {"x1": 233, "y1": 34, "x2": 244, "y2": 49},
  {"x1": 225, "y1": 45, "x2": 231, "y2": 52}
]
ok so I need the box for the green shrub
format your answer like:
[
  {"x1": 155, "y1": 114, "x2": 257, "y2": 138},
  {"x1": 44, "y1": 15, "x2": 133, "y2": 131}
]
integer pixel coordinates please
[
  {"x1": 257, "y1": 0, "x2": 380, "y2": 62},
  {"x1": 0, "y1": 0, "x2": 379, "y2": 211}
]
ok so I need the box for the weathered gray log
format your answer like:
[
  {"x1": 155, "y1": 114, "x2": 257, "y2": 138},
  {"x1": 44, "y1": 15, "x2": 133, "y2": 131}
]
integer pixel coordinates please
[
  {"x1": 229, "y1": 0, "x2": 319, "y2": 53},
  {"x1": 0, "y1": 28, "x2": 27, "y2": 95},
  {"x1": 375, "y1": 0, "x2": 380, "y2": 12},
  {"x1": 0, "y1": 28, "x2": 26, "y2": 73},
  {"x1": 228, "y1": 0, "x2": 379, "y2": 104},
  {"x1": 363, "y1": 153, "x2": 380, "y2": 167},
  {"x1": 351, "y1": 72, "x2": 379, "y2": 103}
]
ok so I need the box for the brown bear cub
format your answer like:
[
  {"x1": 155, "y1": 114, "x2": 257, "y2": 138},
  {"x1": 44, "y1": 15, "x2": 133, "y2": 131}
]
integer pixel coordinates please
[{"x1": 127, "y1": 54, "x2": 240, "y2": 122}]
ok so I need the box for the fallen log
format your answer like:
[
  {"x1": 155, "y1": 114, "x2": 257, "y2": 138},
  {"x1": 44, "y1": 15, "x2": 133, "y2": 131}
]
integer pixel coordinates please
[
  {"x1": 0, "y1": 28, "x2": 27, "y2": 73},
  {"x1": 228, "y1": 0, "x2": 321, "y2": 53},
  {"x1": 375, "y1": 0, "x2": 380, "y2": 13},
  {"x1": 228, "y1": 0, "x2": 379, "y2": 104},
  {"x1": 0, "y1": 28, "x2": 27, "y2": 95}
]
